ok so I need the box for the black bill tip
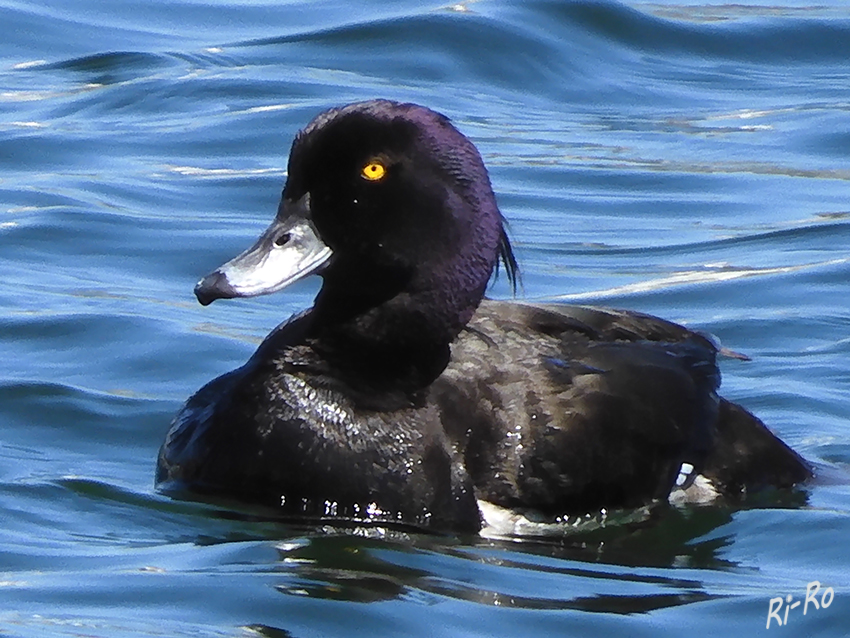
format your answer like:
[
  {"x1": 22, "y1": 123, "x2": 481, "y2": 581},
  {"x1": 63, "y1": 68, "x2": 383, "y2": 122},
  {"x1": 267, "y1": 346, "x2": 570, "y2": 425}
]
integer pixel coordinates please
[{"x1": 194, "y1": 270, "x2": 236, "y2": 306}]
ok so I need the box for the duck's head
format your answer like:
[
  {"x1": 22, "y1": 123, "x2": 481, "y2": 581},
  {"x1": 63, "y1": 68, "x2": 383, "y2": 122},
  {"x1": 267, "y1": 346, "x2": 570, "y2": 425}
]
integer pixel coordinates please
[{"x1": 195, "y1": 100, "x2": 516, "y2": 366}]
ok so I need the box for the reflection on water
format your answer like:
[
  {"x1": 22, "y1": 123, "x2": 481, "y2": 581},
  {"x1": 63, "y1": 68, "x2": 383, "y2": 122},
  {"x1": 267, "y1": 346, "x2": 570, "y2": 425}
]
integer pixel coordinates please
[{"x1": 216, "y1": 495, "x2": 807, "y2": 612}]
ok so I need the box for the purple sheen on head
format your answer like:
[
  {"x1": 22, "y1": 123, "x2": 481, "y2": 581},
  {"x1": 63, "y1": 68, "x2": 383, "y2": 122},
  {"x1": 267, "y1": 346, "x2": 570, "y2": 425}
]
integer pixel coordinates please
[{"x1": 289, "y1": 100, "x2": 518, "y2": 351}]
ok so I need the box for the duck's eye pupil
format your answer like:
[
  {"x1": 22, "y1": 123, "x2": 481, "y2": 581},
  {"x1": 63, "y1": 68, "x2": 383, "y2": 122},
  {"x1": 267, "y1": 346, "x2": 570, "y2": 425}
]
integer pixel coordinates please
[
  {"x1": 361, "y1": 161, "x2": 386, "y2": 181},
  {"x1": 274, "y1": 232, "x2": 291, "y2": 247}
]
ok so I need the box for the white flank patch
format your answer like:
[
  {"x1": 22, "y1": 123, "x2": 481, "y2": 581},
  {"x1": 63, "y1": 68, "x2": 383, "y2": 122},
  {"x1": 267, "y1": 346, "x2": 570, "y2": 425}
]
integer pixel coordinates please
[
  {"x1": 668, "y1": 474, "x2": 719, "y2": 506},
  {"x1": 477, "y1": 500, "x2": 652, "y2": 539}
]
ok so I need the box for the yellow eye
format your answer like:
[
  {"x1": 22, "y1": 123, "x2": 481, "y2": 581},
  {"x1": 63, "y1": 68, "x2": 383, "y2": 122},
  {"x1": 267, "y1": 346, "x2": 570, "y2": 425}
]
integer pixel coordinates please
[{"x1": 361, "y1": 161, "x2": 386, "y2": 181}]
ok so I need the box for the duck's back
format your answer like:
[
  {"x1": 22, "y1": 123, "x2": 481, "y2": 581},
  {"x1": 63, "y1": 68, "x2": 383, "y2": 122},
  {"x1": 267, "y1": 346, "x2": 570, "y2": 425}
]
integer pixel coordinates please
[{"x1": 438, "y1": 300, "x2": 810, "y2": 516}]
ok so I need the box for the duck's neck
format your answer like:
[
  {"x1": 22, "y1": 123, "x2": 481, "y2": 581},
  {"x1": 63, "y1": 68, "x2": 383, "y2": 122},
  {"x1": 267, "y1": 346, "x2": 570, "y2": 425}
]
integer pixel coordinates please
[{"x1": 306, "y1": 258, "x2": 484, "y2": 392}]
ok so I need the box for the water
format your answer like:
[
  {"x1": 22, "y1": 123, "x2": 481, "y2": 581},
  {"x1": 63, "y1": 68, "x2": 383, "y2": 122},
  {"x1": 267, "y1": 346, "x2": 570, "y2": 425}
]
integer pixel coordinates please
[{"x1": 1, "y1": 1, "x2": 849, "y2": 636}]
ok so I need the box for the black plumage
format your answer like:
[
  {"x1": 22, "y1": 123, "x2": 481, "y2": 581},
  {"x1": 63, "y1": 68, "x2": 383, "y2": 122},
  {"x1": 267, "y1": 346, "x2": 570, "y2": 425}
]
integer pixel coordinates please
[{"x1": 157, "y1": 100, "x2": 811, "y2": 533}]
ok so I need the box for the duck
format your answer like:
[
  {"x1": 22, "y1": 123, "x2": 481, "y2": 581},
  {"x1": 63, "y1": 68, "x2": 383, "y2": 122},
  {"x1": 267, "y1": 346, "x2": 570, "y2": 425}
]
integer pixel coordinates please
[{"x1": 156, "y1": 99, "x2": 811, "y2": 534}]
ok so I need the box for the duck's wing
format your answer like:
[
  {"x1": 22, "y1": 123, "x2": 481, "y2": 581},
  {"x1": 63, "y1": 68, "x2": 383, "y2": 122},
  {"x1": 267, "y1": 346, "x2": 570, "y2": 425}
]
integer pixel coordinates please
[
  {"x1": 526, "y1": 302, "x2": 812, "y2": 493},
  {"x1": 443, "y1": 300, "x2": 809, "y2": 516}
]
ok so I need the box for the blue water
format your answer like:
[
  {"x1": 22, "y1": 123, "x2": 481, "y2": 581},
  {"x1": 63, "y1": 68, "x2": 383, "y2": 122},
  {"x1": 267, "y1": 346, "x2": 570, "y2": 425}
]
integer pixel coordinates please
[{"x1": 2, "y1": 1, "x2": 849, "y2": 636}]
